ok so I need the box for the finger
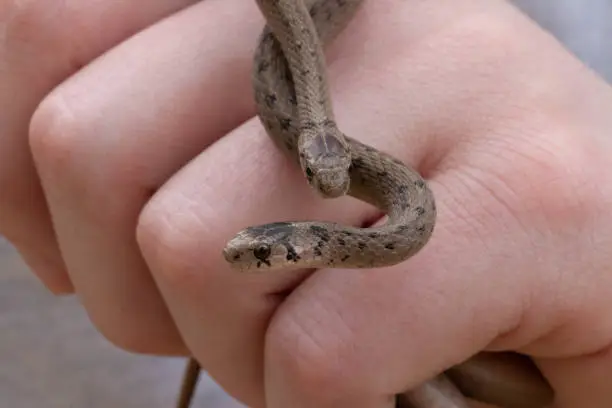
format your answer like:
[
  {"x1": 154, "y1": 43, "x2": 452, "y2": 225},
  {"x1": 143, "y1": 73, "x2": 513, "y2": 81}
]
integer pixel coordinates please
[
  {"x1": 538, "y1": 343, "x2": 612, "y2": 407},
  {"x1": 399, "y1": 374, "x2": 470, "y2": 408},
  {"x1": 29, "y1": 0, "x2": 262, "y2": 353},
  {"x1": 447, "y1": 353, "x2": 554, "y2": 408},
  {"x1": 0, "y1": 0, "x2": 200, "y2": 292}
]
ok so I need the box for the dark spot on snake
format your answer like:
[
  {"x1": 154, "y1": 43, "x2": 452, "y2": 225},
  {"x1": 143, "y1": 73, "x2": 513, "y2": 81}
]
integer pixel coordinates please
[
  {"x1": 415, "y1": 179, "x2": 426, "y2": 189},
  {"x1": 351, "y1": 157, "x2": 365, "y2": 169},
  {"x1": 378, "y1": 171, "x2": 388, "y2": 178},
  {"x1": 288, "y1": 95, "x2": 297, "y2": 106},
  {"x1": 301, "y1": 120, "x2": 317, "y2": 130},
  {"x1": 341, "y1": 255, "x2": 350, "y2": 262},
  {"x1": 415, "y1": 206, "x2": 426, "y2": 216},
  {"x1": 284, "y1": 244, "x2": 300, "y2": 262},
  {"x1": 309, "y1": 225, "x2": 330, "y2": 242},
  {"x1": 385, "y1": 243, "x2": 395, "y2": 250},
  {"x1": 368, "y1": 232, "x2": 379, "y2": 239},
  {"x1": 279, "y1": 118, "x2": 292, "y2": 131},
  {"x1": 417, "y1": 225, "x2": 427, "y2": 234},
  {"x1": 358, "y1": 242, "x2": 366, "y2": 250},
  {"x1": 397, "y1": 184, "x2": 408, "y2": 195},
  {"x1": 257, "y1": 59, "x2": 270, "y2": 74},
  {"x1": 397, "y1": 225, "x2": 411, "y2": 233},
  {"x1": 305, "y1": 167, "x2": 314, "y2": 181},
  {"x1": 232, "y1": 253, "x2": 240, "y2": 261},
  {"x1": 264, "y1": 93, "x2": 277, "y2": 107},
  {"x1": 314, "y1": 247, "x2": 322, "y2": 257},
  {"x1": 341, "y1": 230, "x2": 353, "y2": 236},
  {"x1": 337, "y1": 238, "x2": 346, "y2": 246}
]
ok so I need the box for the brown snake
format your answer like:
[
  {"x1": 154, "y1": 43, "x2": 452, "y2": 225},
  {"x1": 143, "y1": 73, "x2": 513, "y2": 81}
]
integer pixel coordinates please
[{"x1": 178, "y1": 0, "x2": 555, "y2": 407}]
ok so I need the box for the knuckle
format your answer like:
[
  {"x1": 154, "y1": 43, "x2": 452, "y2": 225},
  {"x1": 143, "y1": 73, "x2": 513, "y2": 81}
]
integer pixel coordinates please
[
  {"x1": 453, "y1": 124, "x2": 600, "y2": 233},
  {"x1": 519, "y1": 127, "x2": 602, "y2": 222},
  {"x1": 29, "y1": 91, "x2": 137, "y2": 200},
  {"x1": 29, "y1": 92, "x2": 86, "y2": 177},
  {"x1": 267, "y1": 312, "x2": 357, "y2": 396},
  {"x1": 137, "y1": 192, "x2": 214, "y2": 289}
]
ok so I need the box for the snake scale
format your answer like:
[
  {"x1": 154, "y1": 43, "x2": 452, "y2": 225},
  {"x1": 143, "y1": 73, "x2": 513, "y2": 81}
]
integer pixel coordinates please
[{"x1": 178, "y1": 0, "x2": 556, "y2": 407}]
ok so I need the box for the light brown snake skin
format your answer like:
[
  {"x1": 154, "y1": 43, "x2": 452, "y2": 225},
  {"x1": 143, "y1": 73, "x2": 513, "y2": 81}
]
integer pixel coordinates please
[
  {"x1": 178, "y1": 0, "x2": 555, "y2": 407},
  {"x1": 222, "y1": 0, "x2": 436, "y2": 271}
]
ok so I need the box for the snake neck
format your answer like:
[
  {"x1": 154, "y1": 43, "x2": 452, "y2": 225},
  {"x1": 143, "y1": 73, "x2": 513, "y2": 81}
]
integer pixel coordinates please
[{"x1": 255, "y1": 0, "x2": 335, "y2": 130}]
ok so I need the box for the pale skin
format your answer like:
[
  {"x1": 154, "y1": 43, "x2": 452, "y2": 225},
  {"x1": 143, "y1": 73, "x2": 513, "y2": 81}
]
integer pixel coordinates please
[{"x1": 2, "y1": 0, "x2": 612, "y2": 407}]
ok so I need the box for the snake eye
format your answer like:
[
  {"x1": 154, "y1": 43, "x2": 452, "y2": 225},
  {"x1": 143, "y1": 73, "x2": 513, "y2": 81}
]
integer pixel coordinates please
[
  {"x1": 305, "y1": 167, "x2": 314, "y2": 179},
  {"x1": 253, "y1": 244, "x2": 271, "y2": 261}
]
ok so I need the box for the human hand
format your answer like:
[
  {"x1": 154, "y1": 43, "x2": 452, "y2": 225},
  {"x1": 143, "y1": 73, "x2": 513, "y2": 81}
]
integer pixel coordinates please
[{"x1": 3, "y1": 0, "x2": 612, "y2": 407}]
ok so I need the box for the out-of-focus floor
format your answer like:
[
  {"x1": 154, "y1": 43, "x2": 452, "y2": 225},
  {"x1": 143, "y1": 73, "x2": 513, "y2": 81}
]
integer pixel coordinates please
[
  {"x1": 0, "y1": 235, "x2": 244, "y2": 408},
  {"x1": 1, "y1": 1, "x2": 610, "y2": 408}
]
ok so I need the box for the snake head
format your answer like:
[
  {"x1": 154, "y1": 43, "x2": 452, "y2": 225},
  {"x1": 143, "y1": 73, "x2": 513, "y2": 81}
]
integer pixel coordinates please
[
  {"x1": 223, "y1": 222, "x2": 308, "y2": 271},
  {"x1": 299, "y1": 129, "x2": 351, "y2": 198}
]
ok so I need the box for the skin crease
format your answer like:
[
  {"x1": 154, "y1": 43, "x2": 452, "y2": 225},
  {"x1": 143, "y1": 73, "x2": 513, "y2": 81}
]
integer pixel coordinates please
[{"x1": 0, "y1": 1, "x2": 611, "y2": 408}]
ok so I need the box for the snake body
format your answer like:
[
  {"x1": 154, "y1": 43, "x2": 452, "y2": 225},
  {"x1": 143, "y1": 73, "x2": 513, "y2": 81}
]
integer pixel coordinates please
[
  {"x1": 217, "y1": 1, "x2": 555, "y2": 408},
  {"x1": 222, "y1": 0, "x2": 436, "y2": 271}
]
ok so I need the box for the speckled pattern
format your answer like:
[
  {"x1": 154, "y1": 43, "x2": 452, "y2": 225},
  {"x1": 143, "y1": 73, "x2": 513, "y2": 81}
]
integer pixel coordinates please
[
  {"x1": 227, "y1": 0, "x2": 436, "y2": 272},
  {"x1": 1, "y1": 2, "x2": 610, "y2": 407}
]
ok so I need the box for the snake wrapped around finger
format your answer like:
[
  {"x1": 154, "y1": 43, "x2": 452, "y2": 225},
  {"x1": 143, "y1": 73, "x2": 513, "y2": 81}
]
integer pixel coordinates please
[{"x1": 216, "y1": 0, "x2": 556, "y2": 407}]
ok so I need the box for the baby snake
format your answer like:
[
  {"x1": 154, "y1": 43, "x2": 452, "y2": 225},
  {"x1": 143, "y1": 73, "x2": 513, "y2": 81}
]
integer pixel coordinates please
[{"x1": 179, "y1": 0, "x2": 555, "y2": 407}]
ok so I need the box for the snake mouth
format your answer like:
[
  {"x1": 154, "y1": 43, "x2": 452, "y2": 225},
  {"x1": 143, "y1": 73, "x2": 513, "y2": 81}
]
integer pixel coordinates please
[
  {"x1": 222, "y1": 245, "x2": 241, "y2": 264},
  {"x1": 309, "y1": 170, "x2": 350, "y2": 198}
]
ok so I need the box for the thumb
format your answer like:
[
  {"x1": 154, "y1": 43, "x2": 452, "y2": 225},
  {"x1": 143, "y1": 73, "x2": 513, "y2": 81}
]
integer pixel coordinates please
[
  {"x1": 262, "y1": 178, "x2": 554, "y2": 408},
  {"x1": 537, "y1": 350, "x2": 612, "y2": 408},
  {"x1": 446, "y1": 352, "x2": 553, "y2": 408}
]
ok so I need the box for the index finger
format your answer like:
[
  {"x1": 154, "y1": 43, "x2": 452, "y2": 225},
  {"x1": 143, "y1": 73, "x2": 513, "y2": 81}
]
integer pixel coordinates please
[{"x1": 0, "y1": 0, "x2": 199, "y2": 292}]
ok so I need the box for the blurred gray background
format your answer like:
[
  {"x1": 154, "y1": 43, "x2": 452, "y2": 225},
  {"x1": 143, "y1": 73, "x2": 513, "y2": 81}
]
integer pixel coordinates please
[{"x1": 2, "y1": 1, "x2": 611, "y2": 408}]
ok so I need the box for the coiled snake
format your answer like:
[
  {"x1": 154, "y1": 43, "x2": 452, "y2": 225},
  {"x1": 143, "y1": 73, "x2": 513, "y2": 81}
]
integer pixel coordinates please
[{"x1": 178, "y1": 0, "x2": 555, "y2": 407}]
